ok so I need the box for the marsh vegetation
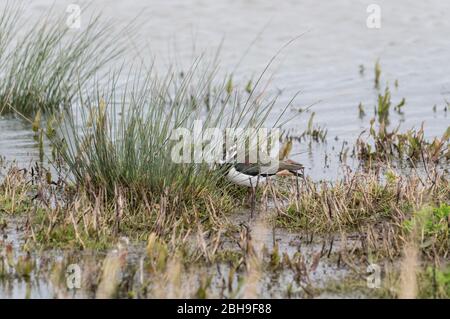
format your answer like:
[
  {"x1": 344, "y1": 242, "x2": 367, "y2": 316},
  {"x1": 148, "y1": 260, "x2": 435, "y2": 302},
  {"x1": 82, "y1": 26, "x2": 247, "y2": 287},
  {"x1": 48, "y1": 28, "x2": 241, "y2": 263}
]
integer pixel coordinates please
[{"x1": 0, "y1": 5, "x2": 449, "y2": 299}]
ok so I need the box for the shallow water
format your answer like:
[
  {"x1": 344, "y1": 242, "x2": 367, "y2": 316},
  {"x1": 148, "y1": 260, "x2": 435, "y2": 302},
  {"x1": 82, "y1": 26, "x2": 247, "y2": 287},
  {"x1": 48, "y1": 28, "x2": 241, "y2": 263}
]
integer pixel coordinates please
[
  {"x1": 0, "y1": 208, "x2": 353, "y2": 299},
  {"x1": 1, "y1": 0, "x2": 449, "y2": 179}
]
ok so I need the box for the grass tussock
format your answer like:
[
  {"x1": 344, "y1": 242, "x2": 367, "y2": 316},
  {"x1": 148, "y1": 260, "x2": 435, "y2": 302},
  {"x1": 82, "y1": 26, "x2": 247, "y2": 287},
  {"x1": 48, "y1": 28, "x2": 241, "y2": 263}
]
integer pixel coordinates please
[
  {"x1": 274, "y1": 167, "x2": 449, "y2": 258},
  {"x1": 0, "y1": 163, "x2": 233, "y2": 250},
  {"x1": 43, "y1": 57, "x2": 288, "y2": 234},
  {"x1": 0, "y1": 4, "x2": 124, "y2": 115}
]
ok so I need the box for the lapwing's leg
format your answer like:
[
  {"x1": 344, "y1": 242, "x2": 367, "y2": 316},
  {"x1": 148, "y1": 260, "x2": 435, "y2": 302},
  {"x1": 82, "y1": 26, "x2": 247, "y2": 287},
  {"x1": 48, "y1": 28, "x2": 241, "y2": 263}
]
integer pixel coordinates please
[
  {"x1": 250, "y1": 175, "x2": 261, "y2": 219},
  {"x1": 296, "y1": 167, "x2": 305, "y2": 201},
  {"x1": 244, "y1": 188, "x2": 252, "y2": 208},
  {"x1": 250, "y1": 186, "x2": 256, "y2": 218},
  {"x1": 248, "y1": 178, "x2": 256, "y2": 218}
]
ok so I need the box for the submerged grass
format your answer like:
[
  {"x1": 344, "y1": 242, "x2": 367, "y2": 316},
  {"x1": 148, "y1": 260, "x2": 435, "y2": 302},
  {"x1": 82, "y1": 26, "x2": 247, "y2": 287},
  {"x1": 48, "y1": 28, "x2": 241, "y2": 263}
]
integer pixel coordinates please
[{"x1": 356, "y1": 121, "x2": 449, "y2": 164}]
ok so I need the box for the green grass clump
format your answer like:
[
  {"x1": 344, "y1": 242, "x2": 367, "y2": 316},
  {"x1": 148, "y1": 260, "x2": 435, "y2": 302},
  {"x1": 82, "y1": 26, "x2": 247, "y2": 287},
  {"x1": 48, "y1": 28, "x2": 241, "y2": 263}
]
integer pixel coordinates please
[
  {"x1": 277, "y1": 169, "x2": 449, "y2": 232},
  {"x1": 376, "y1": 86, "x2": 391, "y2": 123},
  {"x1": 402, "y1": 204, "x2": 450, "y2": 255},
  {"x1": 0, "y1": 4, "x2": 123, "y2": 115},
  {"x1": 50, "y1": 58, "x2": 288, "y2": 227},
  {"x1": 277, "y1": 173, "x2": 400, "y2": 233},
  {"x1": 357, "y1": 120, "x2": 449, "y2": 164},
  {"x1": 419, "y1": 265, "x2": 450, "y2": 298}
]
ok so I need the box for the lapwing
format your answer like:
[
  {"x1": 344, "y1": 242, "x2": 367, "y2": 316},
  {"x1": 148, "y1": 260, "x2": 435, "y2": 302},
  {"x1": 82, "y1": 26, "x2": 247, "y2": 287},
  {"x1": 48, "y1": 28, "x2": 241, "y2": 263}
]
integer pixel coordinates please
[
  {"x1": 220, "y1": 141, "x2": 304, "y2": 188},
  {"x1": 223, "y1": 158, "x2": 303, "y2": 216},
  {"x1": 225, "y1": 160, "x2": 304, "y2": 187},
  {"x1": 218, "y1": 141, "x2": 303, "y2": 216}
]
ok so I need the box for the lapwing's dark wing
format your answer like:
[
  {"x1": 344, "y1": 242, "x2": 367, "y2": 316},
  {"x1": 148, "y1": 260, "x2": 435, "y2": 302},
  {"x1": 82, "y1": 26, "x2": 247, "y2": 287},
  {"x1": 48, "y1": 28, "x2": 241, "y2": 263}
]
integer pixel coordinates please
[
  {"x1": 234, "y1": 160, "x2": 304, "y2": 177},
  {"x1": 234, "y1": 163, "x2": 265, "y2": 176}
]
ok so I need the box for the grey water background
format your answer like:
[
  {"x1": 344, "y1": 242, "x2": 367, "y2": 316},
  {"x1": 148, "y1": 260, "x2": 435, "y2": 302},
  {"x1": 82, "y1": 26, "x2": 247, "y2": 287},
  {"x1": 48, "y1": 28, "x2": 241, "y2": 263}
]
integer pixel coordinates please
[{"x1": 1, "y1": 0, "x2": 449, "y2": 179}]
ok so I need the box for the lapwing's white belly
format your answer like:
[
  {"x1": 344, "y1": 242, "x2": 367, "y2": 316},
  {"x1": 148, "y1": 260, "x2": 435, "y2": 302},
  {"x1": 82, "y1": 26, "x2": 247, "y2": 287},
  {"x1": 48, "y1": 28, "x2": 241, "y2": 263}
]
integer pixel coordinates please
[{"x1": 226, "y1": 167, "x2": 267, "y2": 187}]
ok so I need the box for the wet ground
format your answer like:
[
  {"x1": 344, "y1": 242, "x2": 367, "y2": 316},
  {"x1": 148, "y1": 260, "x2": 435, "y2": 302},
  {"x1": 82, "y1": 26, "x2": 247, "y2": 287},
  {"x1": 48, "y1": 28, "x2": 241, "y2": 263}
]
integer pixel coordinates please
[{"x1": 0, "y1": 206, "x2": 359, "y2": 298}]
